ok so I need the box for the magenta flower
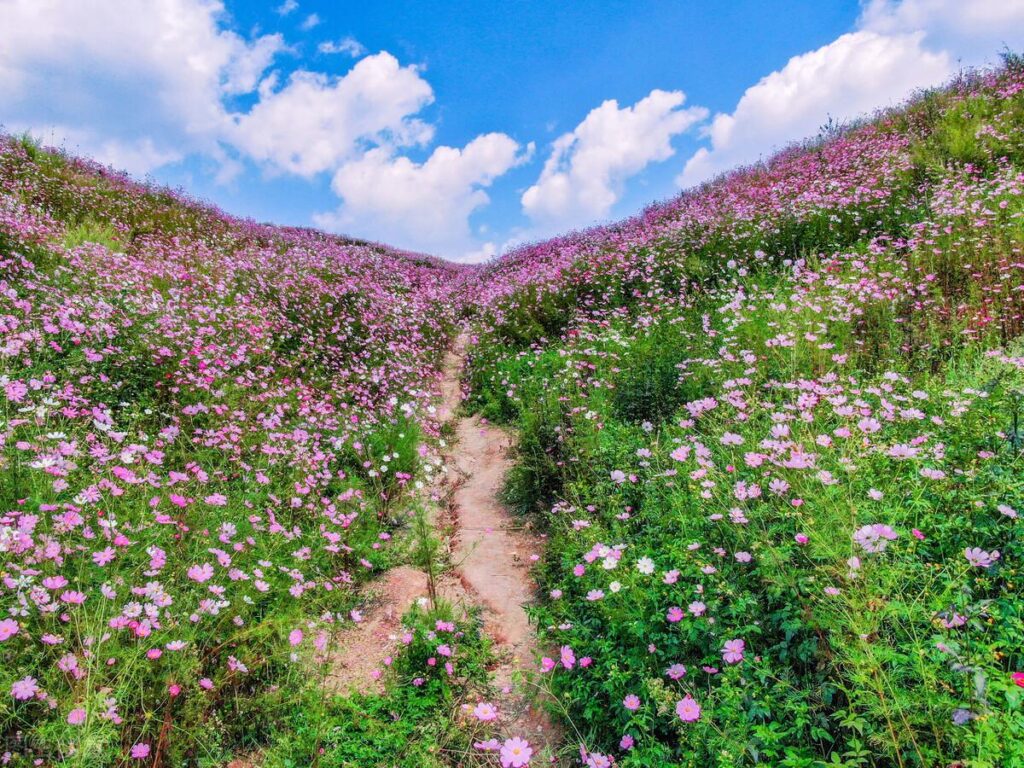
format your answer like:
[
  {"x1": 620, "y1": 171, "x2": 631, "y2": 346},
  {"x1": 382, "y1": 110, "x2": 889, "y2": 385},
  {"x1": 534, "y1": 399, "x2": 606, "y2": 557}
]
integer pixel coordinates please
[
  {"x1": 130, "y1": 743, "x2": 150, "y2": 759},
  {"x1": 623, "y1": 693, "x2": 641, "y2": 711},
  {"x1": 560, "y1": 645, "x2": 576, "y2": 669}
]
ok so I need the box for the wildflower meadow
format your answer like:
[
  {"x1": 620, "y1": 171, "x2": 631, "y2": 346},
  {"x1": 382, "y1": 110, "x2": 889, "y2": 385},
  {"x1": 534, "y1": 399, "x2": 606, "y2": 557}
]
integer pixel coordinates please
[{"x1": 2, "y1": 51, "x2": 1024, "y2": 768}]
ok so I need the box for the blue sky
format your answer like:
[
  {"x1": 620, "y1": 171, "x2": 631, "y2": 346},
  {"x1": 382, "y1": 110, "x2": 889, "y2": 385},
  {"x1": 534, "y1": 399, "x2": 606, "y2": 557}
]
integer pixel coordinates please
[{"x1": 1, "y1": 1, "x2": 1021, "y2": 260}]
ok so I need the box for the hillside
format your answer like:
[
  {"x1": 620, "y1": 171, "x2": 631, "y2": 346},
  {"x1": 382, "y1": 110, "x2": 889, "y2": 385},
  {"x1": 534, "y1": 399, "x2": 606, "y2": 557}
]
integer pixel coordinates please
[{"x1": 1, "y1": 59, "x2": 1024, "y2": 767}]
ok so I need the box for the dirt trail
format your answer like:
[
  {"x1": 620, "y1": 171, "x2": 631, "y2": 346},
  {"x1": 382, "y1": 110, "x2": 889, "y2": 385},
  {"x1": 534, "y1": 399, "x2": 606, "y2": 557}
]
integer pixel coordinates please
[
  {"x1": 449, "y1": 399, "x2": 558, "y2": 748},
  {"x1": 328, "y1": 331, "x2": 559, "y2": 748}
]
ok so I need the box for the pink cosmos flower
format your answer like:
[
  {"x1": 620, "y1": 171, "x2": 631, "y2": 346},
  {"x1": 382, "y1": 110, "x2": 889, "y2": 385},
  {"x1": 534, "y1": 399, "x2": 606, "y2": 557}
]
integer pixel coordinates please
[
  {"x1": 964, "y1": 547, "x2": 1000, "y2": 568},
  {"x1": 560, "y1": 645, "x2": 576, "y2": 669},
  {"x1": 130, "y1": 743, "x2": 150, "y2": 759},
  {"x1": 67, "y1": 708, "x2": 87, "y2": 725},
  {"x1": 666, "y1": 606, "x2": 684, "y2": 622},
  {"x1": 11, "y1": 676, "x2": 38, "y2": 700},
  {"x1": 473, "y1": 702, "x2": 498, "y2": 721},
  {"x1": 0, "y1": 618, "x2": 19, "y2": 642},
  {"x1": 676, "y1": 694, "x2": 701, "y2": 722},
  {"x1": 5, "y1": 380, "x2": 27, "y2": 402},
  {"x1": 666, "y1": 663, "x2": 687, "y2": 680},
  {"x1": 722, "y1": 639, "x2": 745, "y2": 664},
  {"x1": 853, "y1": 523, "x2": 897, "y2": 553},
  {"x1": 188, "y1": 563, "x2": 214, "y2": 583},
  {"x1": 500, "y1": 737, "x2": 532, "y2": 767}
]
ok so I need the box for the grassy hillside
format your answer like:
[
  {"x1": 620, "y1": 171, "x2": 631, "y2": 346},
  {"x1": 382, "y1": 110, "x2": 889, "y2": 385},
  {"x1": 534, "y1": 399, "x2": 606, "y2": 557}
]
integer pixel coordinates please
[
  {"x1": 464, "y1": 60, "x2": 1024, "y2": 766},
  {"x1": 3, "y1": 55, "x2": 1024, "y2": 768},
  {"x1": 0, "y1": 136, "x2": 483, "y2": 766}
]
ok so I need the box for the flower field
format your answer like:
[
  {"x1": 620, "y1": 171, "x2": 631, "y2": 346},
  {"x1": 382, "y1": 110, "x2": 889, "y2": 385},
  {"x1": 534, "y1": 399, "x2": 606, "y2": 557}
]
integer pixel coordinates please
[
  {"x1": 465, "y1": 62, "x2": 1024, "y2": 766},
  {"x1": 3, "y1": 57, "x2": 1024, "y2": 768},
  {"x1": 0, "y1": 136, "x2": 472, "y2": 764}
]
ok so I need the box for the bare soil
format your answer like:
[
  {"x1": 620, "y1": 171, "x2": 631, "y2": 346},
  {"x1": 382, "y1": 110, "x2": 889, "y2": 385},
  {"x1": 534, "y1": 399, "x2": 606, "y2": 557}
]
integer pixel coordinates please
[{"x1": 328, "y1": 331, "x2": 560, "y2": 748}]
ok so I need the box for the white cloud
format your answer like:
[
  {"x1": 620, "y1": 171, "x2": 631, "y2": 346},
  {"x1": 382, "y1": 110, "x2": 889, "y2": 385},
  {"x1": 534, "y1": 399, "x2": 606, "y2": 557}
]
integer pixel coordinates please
[
  {"x1": 678, "y1": 0, "x2": 1024, "y2": 188},
  {"x1": 0, "y1": 0, "x2": 528, "y2": 257},
  {"x1": 230, "y1": 52, "x2": 435, "y2": 177},
  {"x1": 522, "y1": 89, "x2": 706, "y2": 229},
  {"x1": 318, "y1": 37, "x2": 367, "y2": 57},
  {"x1": 860, "y1": 0, "x2": 1024, "y2": 64},
  {"x1": 300, "y1": 13, "x2": 320, "y2": 31},
  {"x1": 316, "y1": 133, "x2": 532, "y2": 259},
  {"x1": 0, "y1": 0, "x2": 284, "y2": 173}
]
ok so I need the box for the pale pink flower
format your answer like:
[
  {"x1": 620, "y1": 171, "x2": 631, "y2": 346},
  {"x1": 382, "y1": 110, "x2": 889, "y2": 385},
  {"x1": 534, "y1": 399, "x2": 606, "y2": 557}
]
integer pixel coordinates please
[
  {"x1": 722, "y1": 639, "x2": 745, "y2": 664},
  {"x1": 676, "y1": 694, "x2": 701, "y2": 722},
  {"x1": 500, "y1": 736, "x2": 533, "y2": 767},
  {"x1": 67, "y1": 708, "x2": 87, "y2": 725},
  {"x1": 473, "y1": 702, "x2": 498, "y2": 722},
  {"x1": 11, "y1": 676, "x2": 38, "y2": 700}
]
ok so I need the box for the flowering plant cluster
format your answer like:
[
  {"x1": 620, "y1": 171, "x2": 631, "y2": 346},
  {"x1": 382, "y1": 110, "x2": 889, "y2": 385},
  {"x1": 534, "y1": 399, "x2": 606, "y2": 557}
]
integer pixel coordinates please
[
  {"x1": 466, "y1": 62, "x2": 1024, "y2": 766},
  {"x1": 4, "y1": 55, "x2": 1024, "y2": 768},
  {"x1": 0, "y1": 137, "x2": 470, "y2": 764}
]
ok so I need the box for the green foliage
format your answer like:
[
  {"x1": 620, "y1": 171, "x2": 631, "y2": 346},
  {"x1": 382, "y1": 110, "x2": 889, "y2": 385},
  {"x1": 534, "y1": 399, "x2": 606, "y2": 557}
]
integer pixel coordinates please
[
  {"x1": 260, "y1": 604, "x2": 492, "y2": 768},
  {"x1": 63, "y1": 218, "x2": 122, "y2": 251},
  {"x1": 465, "y1": 72, "x2": 1024, "y2": 767}
]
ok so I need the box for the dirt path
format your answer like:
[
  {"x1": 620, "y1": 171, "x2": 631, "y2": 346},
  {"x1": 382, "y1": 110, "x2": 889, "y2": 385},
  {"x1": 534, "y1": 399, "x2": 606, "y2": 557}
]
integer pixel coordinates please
[{"x1": 327, "y1": 331, "x2": 559, "y2": 750}]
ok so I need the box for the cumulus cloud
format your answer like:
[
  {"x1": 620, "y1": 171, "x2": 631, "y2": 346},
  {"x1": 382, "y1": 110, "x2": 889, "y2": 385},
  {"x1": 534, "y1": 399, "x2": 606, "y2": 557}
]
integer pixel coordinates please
[
  {"x1": 0, "y1": 0, "x2": 529, "y2": 256},
  {"x1": 318, "y1": 37, "x2": 367, "y2": 57},
  {"x1": 860, "y1": 0, "x2": 1024, "y2": 63},
  {"x1": 678, "y1": 31, "x2": 949, "y2": 187},
  {"x1": 300, "y1": 13, "x2": 320, "y2": 31},
  {"x1": 0, "y1": 0, "x2": 284, "y2": 174},
  {"x1": 316, "y1": 133, "x2": 533, "y2": 259},
  {"x1": 522, "y1": 90, "x2": 706, "y2": 229},
  {"x1": 230, "y1": 53, "x2": 435, "y2": 177},
  {"x1": 678, "y1": 0, "x2": 1024, "y2": 188}
]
